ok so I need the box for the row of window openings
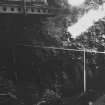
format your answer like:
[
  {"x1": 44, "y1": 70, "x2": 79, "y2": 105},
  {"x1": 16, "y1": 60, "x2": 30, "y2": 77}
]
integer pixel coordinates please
[
  {"x1": 2, "y1": 7, "x2": 22, "y2": 12},
  {"x1": 28, "y1": 8, "x2": 48, "y2": 13},
  {"x1": 2, "y1": 7, "x2": 48, "y2": 13}
]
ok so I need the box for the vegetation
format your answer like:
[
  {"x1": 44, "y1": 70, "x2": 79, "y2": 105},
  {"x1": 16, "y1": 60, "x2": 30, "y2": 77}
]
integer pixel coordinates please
[{"x1": 27, "y1": 0, "x2": 105, "y2": 104}]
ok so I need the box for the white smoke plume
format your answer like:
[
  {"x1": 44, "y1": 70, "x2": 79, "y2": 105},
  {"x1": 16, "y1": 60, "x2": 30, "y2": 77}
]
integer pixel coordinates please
[
  {"x1": 67, "y1": 2, "x2": 105, "y2": 38},
  {"x1": 67, "y1": 0, "x2": 85, "y2": 7}
]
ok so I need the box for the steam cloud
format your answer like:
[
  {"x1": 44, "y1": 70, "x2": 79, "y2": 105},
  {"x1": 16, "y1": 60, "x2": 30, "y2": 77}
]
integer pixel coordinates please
[{"x1": 67, "y1": 2, "x2": 105, "y2": 38}]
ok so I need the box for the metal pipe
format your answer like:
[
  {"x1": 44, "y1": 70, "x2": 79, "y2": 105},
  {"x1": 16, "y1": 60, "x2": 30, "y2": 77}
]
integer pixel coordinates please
[
  {"x1": 23, "y1": 44, "x2": 105, "y2": 54},
  {"x1": 84, "y1": 49, "x2": 86, "y2": 93}
]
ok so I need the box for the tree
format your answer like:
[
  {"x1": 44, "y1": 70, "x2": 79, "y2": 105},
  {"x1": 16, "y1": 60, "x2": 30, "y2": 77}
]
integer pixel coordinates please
[{"x1": 31, "y1": 0, "x2": 105, "y2": 103}]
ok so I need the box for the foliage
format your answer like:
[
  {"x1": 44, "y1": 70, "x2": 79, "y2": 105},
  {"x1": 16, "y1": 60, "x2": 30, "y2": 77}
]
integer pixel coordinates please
[
  {"x1": 42, "y1": 9, "x2": 79, "y2": 47},
  {"x1": 31, "y1": 1, "x2": 105, "y2": 103},
  {"x1": 47, "y1": 0, "x2": 69, "y2": 8},
  {"x1": 76, "y1": 19, "x2": 105, "y2": 50}
]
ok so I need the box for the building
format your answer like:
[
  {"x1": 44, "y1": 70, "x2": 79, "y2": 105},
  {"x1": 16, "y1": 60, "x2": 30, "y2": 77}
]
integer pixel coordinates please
[{"x1": 0, "y1": 0, "x2": 55, "y2": 15}]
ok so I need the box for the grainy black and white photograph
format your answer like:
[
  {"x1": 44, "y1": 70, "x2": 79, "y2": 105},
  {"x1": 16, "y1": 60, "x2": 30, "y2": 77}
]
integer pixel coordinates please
[{"x1": 0, "y1": 0, "x2": 105, "y2": 105}]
